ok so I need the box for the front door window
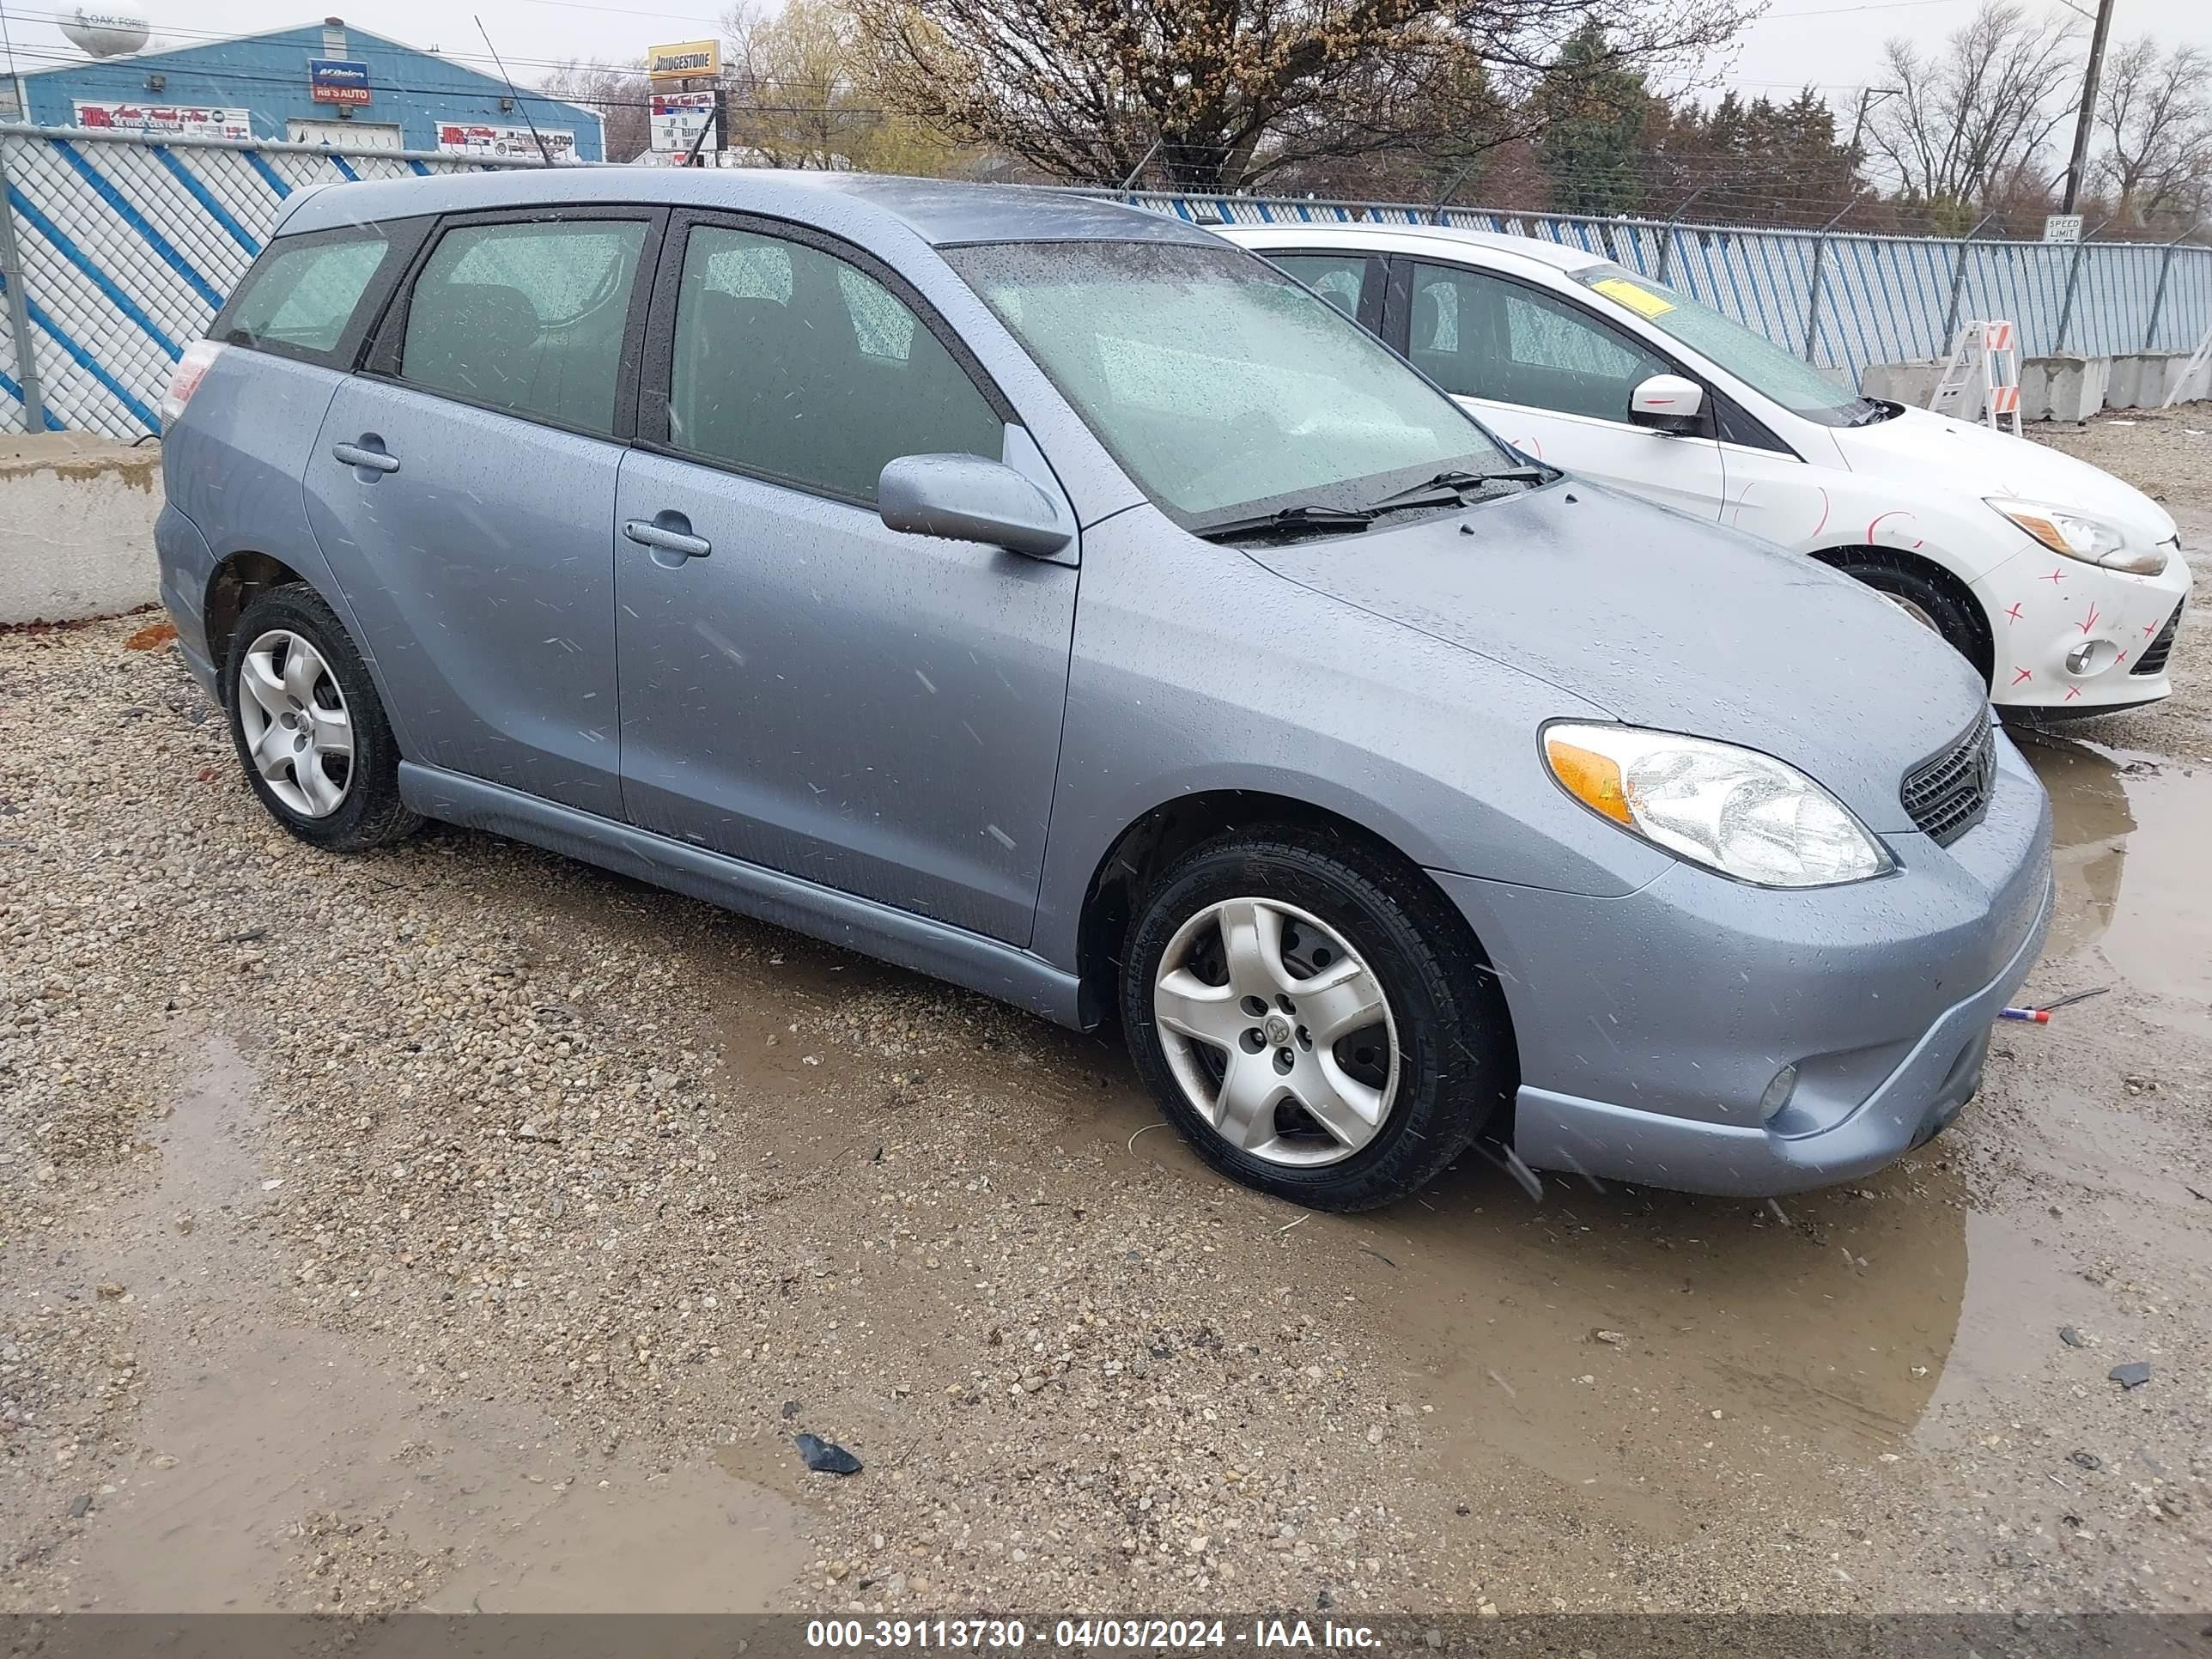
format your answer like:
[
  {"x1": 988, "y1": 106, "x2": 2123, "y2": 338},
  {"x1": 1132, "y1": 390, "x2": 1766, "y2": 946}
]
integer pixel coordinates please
[{"x1": 1407, "y1": 261, "x2": 1672, "y2": 424}]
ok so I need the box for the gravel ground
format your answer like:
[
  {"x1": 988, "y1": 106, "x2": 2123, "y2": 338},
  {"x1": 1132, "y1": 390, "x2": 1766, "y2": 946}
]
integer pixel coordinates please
[{"x1": 3, "y1": 411, "x2": 2209, "y2": 1619}]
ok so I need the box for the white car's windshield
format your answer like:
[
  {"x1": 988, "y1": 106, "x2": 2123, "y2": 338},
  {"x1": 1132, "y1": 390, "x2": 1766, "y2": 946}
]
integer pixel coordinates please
[
  {"x1": 946, "y1": 240, "x2": 1520, "y2": 530},
  {"x1": 1570, "y1": 263, "x2": 1889, "y2": 428}
]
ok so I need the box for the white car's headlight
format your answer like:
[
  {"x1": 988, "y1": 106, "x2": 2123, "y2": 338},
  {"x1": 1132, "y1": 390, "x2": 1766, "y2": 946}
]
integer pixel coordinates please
[
  {"x1": 1543, "y1": 724, "x2": 1893, "y2": 888},
  {"x1": 1988, "y1": 498, "x2": 2167, "y2": 576}
]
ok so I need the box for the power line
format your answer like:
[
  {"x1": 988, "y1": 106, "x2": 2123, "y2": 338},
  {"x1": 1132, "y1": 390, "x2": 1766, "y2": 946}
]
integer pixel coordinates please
[
  {"x1": 0, "y1": 42, "x2": 890, "y2": 112},
  {"x1": 1752, "y1": 0, "x2": 1967, "y2": 20}
]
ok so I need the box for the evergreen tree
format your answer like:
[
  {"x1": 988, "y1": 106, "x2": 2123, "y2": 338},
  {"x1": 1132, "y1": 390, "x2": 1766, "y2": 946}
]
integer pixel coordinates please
[{"x1": 1534, "y1": 25, "x2": 1661, "y2": 216}]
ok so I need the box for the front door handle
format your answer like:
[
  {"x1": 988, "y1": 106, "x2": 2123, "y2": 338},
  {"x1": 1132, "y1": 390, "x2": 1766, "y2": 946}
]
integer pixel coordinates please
[
  {"x1": 623, "y1": 514, "x2": 711, "y2": 563},
  {"x1": 331, "y1": 440, "x2": 400, "y2": 475}
]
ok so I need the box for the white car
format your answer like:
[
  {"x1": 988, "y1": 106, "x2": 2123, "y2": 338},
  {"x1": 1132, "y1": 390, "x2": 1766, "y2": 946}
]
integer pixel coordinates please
[{"x1": 1220, "y1": 222, "x2": 2190, "y2": 715}]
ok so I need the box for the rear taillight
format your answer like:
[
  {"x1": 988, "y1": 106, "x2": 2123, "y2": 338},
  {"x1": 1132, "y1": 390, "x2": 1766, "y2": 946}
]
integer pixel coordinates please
[{"x1": 159, "y1": 339, "x2": 224, "y2": 427}]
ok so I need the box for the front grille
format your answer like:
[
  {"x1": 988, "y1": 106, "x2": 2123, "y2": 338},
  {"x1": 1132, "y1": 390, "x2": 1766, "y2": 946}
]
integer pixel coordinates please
[
  {"x1": 2132, "y1": 599, "x2": 2184, "y2": 677},
  {"x1": 1901, "y1": 720, "x2": 1996, "y2": 847}
]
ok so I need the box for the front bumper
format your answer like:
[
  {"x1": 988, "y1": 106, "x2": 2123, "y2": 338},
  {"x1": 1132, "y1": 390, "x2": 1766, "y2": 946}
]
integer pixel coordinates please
[
  {"x1": 1973, "y1": 540, "x2": 2191, "y2": 711},
  {"x1": 1433, "y1": 725, "x2": 2054, "y2": 1196}
]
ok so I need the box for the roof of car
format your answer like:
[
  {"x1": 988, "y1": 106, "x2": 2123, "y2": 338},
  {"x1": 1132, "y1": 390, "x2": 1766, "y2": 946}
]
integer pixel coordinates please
[
  {"x1": 276, "y1": 167, "x2": 1222, "y2": 250},
  {"x1": 1218, "y1": 220, "x2": 1611, "y2": 273}
]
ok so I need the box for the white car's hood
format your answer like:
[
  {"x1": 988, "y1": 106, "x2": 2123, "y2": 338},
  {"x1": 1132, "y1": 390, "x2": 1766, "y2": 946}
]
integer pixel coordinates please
[{"x1": 1833, "y1": 404, "x2": 2179, "y2": 547}]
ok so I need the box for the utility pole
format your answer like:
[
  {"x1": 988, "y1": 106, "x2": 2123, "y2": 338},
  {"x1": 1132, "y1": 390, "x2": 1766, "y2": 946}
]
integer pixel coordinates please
[
  {"x1": 2061, "y1": 0, "x2": 2118, "y2": 214},
  {"x1": 1844, "y1": 87, "x2": 1899, "y2": 160},
  {"x1": 1841, "y1": 87, "x2": 1899, "y2": 224}
]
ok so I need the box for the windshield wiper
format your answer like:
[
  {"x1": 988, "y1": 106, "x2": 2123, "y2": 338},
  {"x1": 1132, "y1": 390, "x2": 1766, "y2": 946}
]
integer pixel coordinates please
[
  {"x1": 1363, "y1": 465, "x2": 1552, "y2": 514},
  {"x1": 1846, "y1": 399, "x2": 1903, "y2": 427},
  {"x1": 1195, "y1": 503, "x2": 1376, "y2": 543}
]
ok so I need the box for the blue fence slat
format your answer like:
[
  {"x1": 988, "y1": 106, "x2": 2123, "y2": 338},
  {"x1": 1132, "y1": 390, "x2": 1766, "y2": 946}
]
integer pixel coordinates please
[
  {"x1": 50, "y1": 138, "x2": 226, "y2": 309},
  {"x1": 10, "y1": 274, "x2": 163, "y2": 432},
  {"x1": 5, "y1": 184, "x2": 183, "y2": 362},
  {"x1": 244, "y1": 151, "x2": 293, "y2": 199},
  {"x1": 153, "y1": 146, "x2": 260, "y2": 256}
]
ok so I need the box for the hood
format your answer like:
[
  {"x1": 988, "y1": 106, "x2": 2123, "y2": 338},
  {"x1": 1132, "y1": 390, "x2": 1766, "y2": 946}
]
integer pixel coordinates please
[
  {"x1": 1837, "y1": 405, "x2": 2179, "y2": 547},
  {"x1": 1247, "y1": 482, "x2": 1990, "y2": 835}
]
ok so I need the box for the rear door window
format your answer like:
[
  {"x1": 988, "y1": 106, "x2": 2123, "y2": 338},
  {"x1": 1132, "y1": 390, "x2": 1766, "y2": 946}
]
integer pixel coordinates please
[
  {"x1": 662, "y1": 223, "x2": 1003, "y2": 501},
  {"x1": 1265, "y1": 252, "x2": 1380, "y2": 326},
  {"x1": 213, "y1": 224, "x2": 416, "y2": 367},
  {"x1": 398, "y1": 218, "x2": 651, "y2": 436}
]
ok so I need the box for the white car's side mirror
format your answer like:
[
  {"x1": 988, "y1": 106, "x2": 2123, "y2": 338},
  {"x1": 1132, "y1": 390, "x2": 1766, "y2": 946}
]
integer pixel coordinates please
[{"x1": 1629, "y1": 374, "x2": 1705, "y2": 434}]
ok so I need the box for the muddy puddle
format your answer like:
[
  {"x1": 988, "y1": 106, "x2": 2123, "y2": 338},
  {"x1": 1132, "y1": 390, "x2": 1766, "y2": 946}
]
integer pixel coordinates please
[
  {"x1": 530, "y1": 877, "x2": 1972, "y2": 1540},
  {"x1": 53, "y1": 1037, "x2": 812, "y2": 1613},
  {"x1": 2018, "y1": 732, "x2": 2212, "y2": 1029}
]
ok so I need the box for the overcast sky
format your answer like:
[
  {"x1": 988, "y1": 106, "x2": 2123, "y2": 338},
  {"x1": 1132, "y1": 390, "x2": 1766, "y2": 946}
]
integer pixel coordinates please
[
  {"x1": 1729, "y1": 0, "x2": 2210, "y2": 101},
  {"x1": 5, "y1": 0, "x2": 2212, "y2": 128}
]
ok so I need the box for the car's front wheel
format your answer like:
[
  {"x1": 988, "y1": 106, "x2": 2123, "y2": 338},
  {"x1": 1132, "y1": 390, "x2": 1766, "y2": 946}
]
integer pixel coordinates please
[
  {"x1": 1120, "y1": 830, "x2": 1514, "y2": 1212},
  {"x1": 224, "y1": 583, "x2": 422, "y2": 852},
  {"x1": 1829, "y1": 555, "x2": 1992, "y2": 684}
]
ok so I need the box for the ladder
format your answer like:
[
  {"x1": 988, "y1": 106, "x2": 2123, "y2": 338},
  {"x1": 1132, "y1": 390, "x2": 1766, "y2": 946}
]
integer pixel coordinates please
[
  {"x1": 2161, "y1": 323, "x2": 2211, "y2": 409},
  {"x1": 1929, "y1": 319, "x2": 2022, "y2": 434}
]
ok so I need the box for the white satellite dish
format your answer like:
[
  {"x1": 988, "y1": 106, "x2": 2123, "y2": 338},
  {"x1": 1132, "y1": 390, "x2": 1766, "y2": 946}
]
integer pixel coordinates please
[{"x1": 60, "y1": 9, "x2": 153, "y2": 57}]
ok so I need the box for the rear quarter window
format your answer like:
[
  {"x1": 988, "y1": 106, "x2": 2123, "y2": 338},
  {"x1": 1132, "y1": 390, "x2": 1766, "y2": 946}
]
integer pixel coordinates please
[{"x1": 213, "y1": 222, "x2": 422, "y2": 368}]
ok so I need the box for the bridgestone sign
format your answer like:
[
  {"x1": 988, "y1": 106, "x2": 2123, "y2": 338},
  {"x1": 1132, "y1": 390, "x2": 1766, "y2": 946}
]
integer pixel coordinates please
[{"x1": 646, "y1": 40, "x2": 720, "y2": 80}]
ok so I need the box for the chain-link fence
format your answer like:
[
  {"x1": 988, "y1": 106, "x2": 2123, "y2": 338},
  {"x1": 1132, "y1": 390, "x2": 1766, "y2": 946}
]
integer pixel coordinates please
[{"x1": 4, "y1": 124, "x2": 2209, "y2": 439}]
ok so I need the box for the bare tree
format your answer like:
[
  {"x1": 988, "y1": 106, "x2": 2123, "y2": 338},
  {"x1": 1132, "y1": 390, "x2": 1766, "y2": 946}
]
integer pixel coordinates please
[
  {"x1": 539, "y1": 59, "x2": 653, "y2": 162},
  {"x1": 2094, "y1": 35, "x2": 2212, "y2": 226},
  {"x1": 1863, "y1": 1, "x2": 2078, "y2": 209},
  {"x1": 724, "y1": 0, "x2": 963, "y2": 173},
  {"x1": 848, "y1": 0, "x2": 1762, "y2": 191}
]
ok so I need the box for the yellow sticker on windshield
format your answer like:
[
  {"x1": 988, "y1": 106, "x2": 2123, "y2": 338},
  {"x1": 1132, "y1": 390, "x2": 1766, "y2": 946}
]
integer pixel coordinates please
[{"x1": 1593, "y1": 277, "x2": 1676, "y2": 319}]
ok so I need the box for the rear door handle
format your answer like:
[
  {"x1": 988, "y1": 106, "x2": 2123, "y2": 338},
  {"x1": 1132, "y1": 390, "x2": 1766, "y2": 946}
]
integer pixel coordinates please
[
  {"x1": 331, "y1": 441, "x2": 399, "y2": 475},
  {"x1": 623, "y1": 514, "x2": 711, "y2": 562}
]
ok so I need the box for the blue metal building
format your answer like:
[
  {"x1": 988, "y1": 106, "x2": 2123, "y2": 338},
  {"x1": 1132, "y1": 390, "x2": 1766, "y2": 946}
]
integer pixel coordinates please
[{"x1": 5, "y1": 17, "x2": 605, "y2": 161}]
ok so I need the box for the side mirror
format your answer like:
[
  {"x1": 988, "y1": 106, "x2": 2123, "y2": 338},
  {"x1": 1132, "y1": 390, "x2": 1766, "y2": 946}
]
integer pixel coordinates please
[
  {"x1": 1628, "y1": 374, "x2": 1706, "y2": 434},
  {"x1": 878, "y1": 454, "x2": 1071, "y2": 559}
]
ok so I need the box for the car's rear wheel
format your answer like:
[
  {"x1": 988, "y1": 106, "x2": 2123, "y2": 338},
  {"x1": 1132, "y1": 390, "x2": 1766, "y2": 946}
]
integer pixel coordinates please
[
  {"x1": 1829, "y1": 556, "x2": 1991, "y2": 684},
  {"x1": 1120, "y1": 831, "x2": 1513, "y2": 1212},
  {"x1": 225, "y1": 583, "x2": 421, "y2": 852}
]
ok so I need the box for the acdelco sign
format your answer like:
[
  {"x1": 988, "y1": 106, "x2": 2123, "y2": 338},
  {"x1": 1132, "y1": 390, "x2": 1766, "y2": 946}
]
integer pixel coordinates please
[{"x1": 647, "y1": 40, "x2": 720, "y2": 80}]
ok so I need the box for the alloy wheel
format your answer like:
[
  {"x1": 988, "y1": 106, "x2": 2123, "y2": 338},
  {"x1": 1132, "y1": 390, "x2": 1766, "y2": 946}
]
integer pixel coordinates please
[
  {"x1": 1151, "y1": 896, "x2": 1400, "y2": 1167},
  {"x1": 236, "y1": 629, "x2": 355, "y2": 818},
  {"x1": 1876, "y1": 590, "x2": 1942, "y2": 635}
]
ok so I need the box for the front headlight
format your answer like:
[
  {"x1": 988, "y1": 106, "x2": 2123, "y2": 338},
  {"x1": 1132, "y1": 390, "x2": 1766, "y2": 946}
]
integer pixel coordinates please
[
  {"x1": 1543, "y1": 724, "x2": 1893, "y2": 888},
  {"x1": 1987, "y1": 498, "x2": 2168, "y2": 576}
]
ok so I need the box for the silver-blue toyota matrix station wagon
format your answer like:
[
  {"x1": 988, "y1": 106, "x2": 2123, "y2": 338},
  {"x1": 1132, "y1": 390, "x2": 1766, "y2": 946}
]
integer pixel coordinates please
[{"x1": 155, "y1": 169, "x2": 2054, "y2": 1210}]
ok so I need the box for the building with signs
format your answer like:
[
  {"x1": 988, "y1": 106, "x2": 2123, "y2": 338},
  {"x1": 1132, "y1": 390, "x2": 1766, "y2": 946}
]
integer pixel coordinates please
[{"x1": 3, "y1": 16, "x2": 605, "y2": 161}]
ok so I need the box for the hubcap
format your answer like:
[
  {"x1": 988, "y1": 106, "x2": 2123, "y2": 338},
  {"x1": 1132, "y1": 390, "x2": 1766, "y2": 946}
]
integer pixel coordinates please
[
  {"x1": 1152, "y1": 896, "x2": 1400, "y2": 1168},
  {"x1": 236, "y1": 629, "x2": 354, "y2": 818}
]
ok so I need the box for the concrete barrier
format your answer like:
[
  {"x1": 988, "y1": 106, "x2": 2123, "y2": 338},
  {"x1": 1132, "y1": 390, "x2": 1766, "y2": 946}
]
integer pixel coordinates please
[
  {"x1": 1860, "y1": 349, "x2": 2209, "y2": 422},
  {"x1": 2019, "y1": 356, "x2": 2109, "y2": 422},
  {"x1": 0, "y1": 435, "x2": 161, "y2": 625},
  {"x1": 1859, "y1": 360, "x2": 1944, "y2": 408}
]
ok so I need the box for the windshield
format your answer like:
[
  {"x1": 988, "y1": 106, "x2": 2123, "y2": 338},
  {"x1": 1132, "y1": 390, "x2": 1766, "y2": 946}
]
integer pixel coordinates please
[
  {"x1": 1570, "y1": 262, "x2": 1884, "y2": 427},
  {"x1": 945, "y1": 240, "x2": 1517, "y2": 530}
]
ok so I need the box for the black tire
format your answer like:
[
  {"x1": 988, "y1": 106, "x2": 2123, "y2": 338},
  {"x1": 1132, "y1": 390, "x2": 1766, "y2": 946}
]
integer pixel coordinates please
[
  {"x1": 1829, "y1": 556, "x2": 1992, "y2": 684},
  {"x1": 223, "y1": 582, "x2": 422, "y2": 853},
  {"x1": 1120, "y1": 830, "x2": 1515, "y2": 1212}
]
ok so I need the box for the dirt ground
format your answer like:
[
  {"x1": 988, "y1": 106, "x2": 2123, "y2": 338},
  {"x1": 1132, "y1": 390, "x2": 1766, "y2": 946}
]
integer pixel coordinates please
[{"x1": 2, "y1": 409, "x2": 2208, "y2": 1620}]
